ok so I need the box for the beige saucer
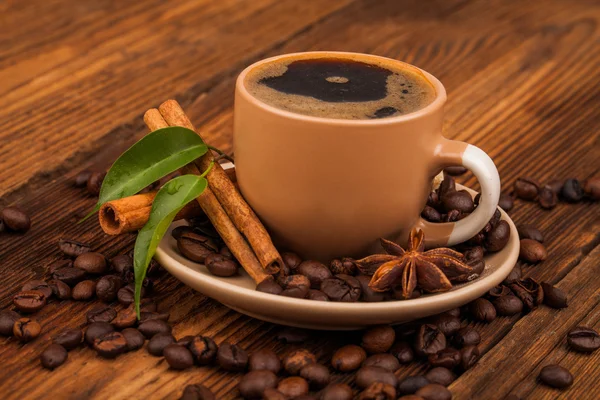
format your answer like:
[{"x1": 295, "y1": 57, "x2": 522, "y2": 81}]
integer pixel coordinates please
[{"x1": 155, "y1": 185, "x2": 519, "y2": 330}]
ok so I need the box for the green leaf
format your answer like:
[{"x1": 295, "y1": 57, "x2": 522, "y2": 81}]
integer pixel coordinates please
[
  {"x1": 133, "y1": 174, "x2": 208, "y2": 316},
  {"x1": 83, "y1": 127, "x2": 208, "y2": 219}
]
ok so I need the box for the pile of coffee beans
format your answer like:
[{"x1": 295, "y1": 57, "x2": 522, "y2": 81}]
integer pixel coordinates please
[
  {"x1": 512, "y1": 176, "x2": 600, "y2": 209},
  {"x1": 0, "y1": 206, "x2": 31, "y2": 234}
]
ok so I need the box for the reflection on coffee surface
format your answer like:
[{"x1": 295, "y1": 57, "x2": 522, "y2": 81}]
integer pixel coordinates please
[{"x1": 245, "y1": 57, "x2": 436, "y2": 120}]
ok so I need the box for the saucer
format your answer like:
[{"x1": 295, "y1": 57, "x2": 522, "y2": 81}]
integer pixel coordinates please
[{"x1": 155, "y1": 185, "x2": 519, "y2": 330}]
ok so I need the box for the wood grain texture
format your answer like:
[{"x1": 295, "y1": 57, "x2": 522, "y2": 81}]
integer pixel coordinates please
[{"x1": 0, "y1": 0, "x2": 599, "y2": 398}]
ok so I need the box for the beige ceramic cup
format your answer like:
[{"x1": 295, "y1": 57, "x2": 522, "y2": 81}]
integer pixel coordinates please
[{"x1": 234, "y1": 52, "x2": 500, "y2": 261}]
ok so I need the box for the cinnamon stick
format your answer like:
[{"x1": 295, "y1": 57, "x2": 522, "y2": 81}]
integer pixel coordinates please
[
  {"x1": 158, "y1": 100, "x2": 283, "y2": 275},
  {"x1": 143, "y1": 109, "x2": 270, "y2": 284}
]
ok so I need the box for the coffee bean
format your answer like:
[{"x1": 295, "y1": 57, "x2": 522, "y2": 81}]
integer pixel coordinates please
[
  {"x1": 72, "y1": 280, "x2": 95, "y2": 300},
  {"x1": 514, "y1": 177, "x2": 539, "y2": 200},
  {"x1": 40, "y1": 344, "x2": 68, "y2": 370},
  {"x1": 453, "y1": 327, "x2": 480, "y2": 348},
  {"x1": 93, "y1": 331, "x2": 127, "y2": 358},
  {"x1": 561, "y1": 178, "x2": 584, "y2": 202},
  {"x1": 52, "y1": 267, "x2": 86, "y2": 286},
  {"x1": 47, "y1": 279, "x2": 71, "y2": 299},
  {"x1": 189, "y1": 335, "x2": 218, "y2": 365},
  {"x1": 256, "y1": 277, "x2": 283, "y2": 295},
  {"x1": 297, "y1": 260, "x2": 333, "y2": 289},
  {"x1": 444, "y1": 166, "x2": 467, "y2": 176},
  {"x1": 498, "y1": 194, "x2": 514, "y2": 211},
  {"x1": 299, "y1": 363, "x2": 330, "y2": 389},
  {"x1": 538, "y1": 185, "x2": 558, "y2": 209},
  {"x1": 58, "y1": 238, "x2": 91, "y2": 258},
  {"x1": 86, "y1": 305, "x2": 116, "y2": 324},
  {"x1": 204, "y1": 253, "x2": 238, "y2": 277},
  {"x1": 442, "y1": 190, "x2": 474, "y2": 213},
  {"x1": 493, "y1": 295, "x2": 524, "y2": 316},
  {"x1": 358, "y1": 382, "x2": 396, "y2": 400},
  {"x1": 466, "y1": 258, "x2": 484, "y2": 278},
  {"x1": 460, "y1": 345, "x2": 479, "y2": 370},
  {"x1": 320, "y1": 274, "x2": 361, "y2": 302},
  {"x1": 176, "y1": 335, "x2": 195, "y2": 347},
  {"x1": 139, "y1": 299, "x2": 157, "y2": 312},
  {"x1": 279, "y1": 274, "x2": 310, "y2": 298},
  {"x1": 139, "y1": 311, "x2": 170, "y2": 323},
  {"x1": 470, "y1": 298, "x2": 496, "y2": 322},
  {"x1": 463, "y1": 247, "x2": 485, "y2": 262},
  {"x1": 276, "y1": 328, "x2": 311, "y2": 344},
  {"x1": 398, "y1": 376, "x2": 430, "y2": 395},
  {"x1": 177, "y1": 232, "x2": 219, "y2": 263},
  {"x1": 87, "y1": 172, "x2": 105, "y2": 195},
  {"x1": 163, "y1": 343, "x2": 194, "y2": 370},
  {"x1": 0, "y1": 310, "x2": 20, "y2": 336},
  {"x1": 307, "y1": 289, "x2": 330, "y2": 301},
  {"x1": 485, "y1": 220, "x2": 510, "y2": 252},
  {"x1": 363, "y1": 354, "x2": 400, "y2": 372},
  {"x1": 353, "y1": 275, "x2": 385, "y2": 302},
  {"x1": 567, "y1": 327, "x2": 600, "y2": 352},
  {"x1": 421, "y1": 206, "x2": 442, "y2": 222},
  {"x1": 262, "y1": 388, "x2": 287, "y2": 400},
  {"x1": 147, "y1": 332, "x2": 175, "y2": 356},
  {"x1": 519, "y1": 239, "x2": 547, "y2": 263},
  {"x1": 510, "y1": 278, "x2": 544, "y2": 310},
  {"x1": 319, "y1": 383, "x2": 353, "y2": 400},
  {"x1": 112, "y1": 306, "x2": 137, "y2": 329},
  {"x1": 282, "y1": 252, "x2": 303, "y2": 270},
  {"x1": 74, "y1": 252, "x2": 107, "y2": 274},
  {"x1": 282, "y1": 348, "x2": 317, "y2": 374},
  {"x1": 217, "y1": 342, "x2": 248, "y2": 371},
  {"x1": 438, "y1": 175, "x2": 455, "y2": 197},
  {"x1": 329, "y1": 259, "x2": 356, "y2": 276},
  {"x1": 487, "y1": 285, "x2": 511, "y2": 299},
  {"x1": 278, "y1": 376, "x2": 309, "y2": 398},
  {"x1": 85, "y1": 322, "x2": 114, "y2": 346},
  {"x1": 122, "y1": 328, "x2": 145, "y2": 351},
  {"x1": 516, "y1": 224, "x2": 544, "y2": 242},
  {"x1": 13, "y1": 290, "x2": 46, "y2": 313},
  {"x1": 117, "y1": 285, "x2": 136, "y2": 305},
  {"x1": 415, "y1": 324, "x2": 446, "y2": 356},
  {"x1": 415, "y1": 383, "x2": 452, "y2": 400},
  {"x1": 47, "y1": 259, "x2": 73, "y2": 274},
  {"x1": 503, "y1": 265, "x2": 522, "y2": 285},
  {"x1": 53, "y1": 328, "x2": 83, "y2": 351},
  {"x1": 431, "y1": 314, "x2": 461, "y2": 337},
  {"x1": 541, "y1": 282, "x2": 567, "y2": 309},
  {"x1": 389, "y1": 341, "x2": 414, "y2": 364},
  {"x1": 179, "y1": 383, "x2": 215, "y2": 400},
  {"x1": 74, "y1": 170, "x2": 92, "y2": 187},
  {"x1": 22, "y1": 280, "x2": 52, "y2": 299},
  {"x1": 1, "y1": 207, "x2": 31, "y2": 232},
  {"x1": 583, "y1": 177, "x2": 600, "y2": 200},
  {"x1": 171, "y1": 225, "x2": 194, "y2": 240},
  {"x1": 538, "y1": 364, "x2": 573, "y2": 388},
  {"x1": 331, "y1": 344, "x2": 366, "y2": 372},
  {"x1": 444, "y1": 209, "x2": 463, "y2": 222},
  {"x1": 425, "y1": 367, "x2": 456, "y2": 387},
  {"x1": 13, "y1": 318, "x2": 41, "y2": 342},
  {"x1": 111, "y1": 254, "x2": 133, "y2": 274},
  {"x1": 248, "y1": 348, "x2": 281, "y2": 373},
  {"x1": 239, "y1": 370, "x2": 278, "y2": 399},
  {"x1": 428, "y1": 347, "x2": 461, "y2": 369},
  {"x1": 361, "y1": 325, "x2": 395, "y2": 354},
  {"x1": 95, "y1": 275, "x2": 122, "y2": 303},
  {"x1": 138, "y1": 319, "x2": 171, "y2": 339}
]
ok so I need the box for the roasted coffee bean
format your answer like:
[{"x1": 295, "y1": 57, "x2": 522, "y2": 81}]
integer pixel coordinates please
[
  {"x1": 453, "y1": 327, "x2": 480, "y2": 348},
  {"x1": 217, "y1": 342, "x2": 248, "y2": 371},
  {"x1": 514, "y1": 177, "x2": 539, "y2": 200},
  {"x1": 427, "y1": 191, "x2": 440, "y2": 208},
  {"x1": 13, "y1": 318, "x2": 41, "y2": 342},
  {"x1": 164, "y1": 343, "x2": 194, "y2": 370},
  {"x1": 117, "y1": 285, "x2": 145, "y2": 305},
  {"x1": 74, "y1": 170, "x2": 92, "y2": 187},
  {"x1": 171, "y1": 225, "x2": 194, "y2": 240},
  {"x1": 567, "y1": 327, "x2": 600, "y2": 352},
  {"x1": 538, "y1": 364, "x2": 573, "y2": 388},
  {"x1": 85, "y1": 322, "x2": 114, "y2": 346},
  {"x1": 470, "y1": 298, "x2": 496, "y2": 322},
  {"x1": 41, "y1": 344, "x2": 68, "y2": 370},
  {"x1": 330, "y1": 258, "x2": 357, "y2": 277},
  {"x1": 122, "y1": 328, "x2": 145, "y2": 351},
  {"x1": 139, "y1": 311, "x2": 170, "y2": 323},
  {"x1": 358, "y1": 382, "x2": 396, "y2": 400},
  {"x1": 444, "y1": 209, "x2": 462, "y2": 222},
  {"x1": 487, "y1": 285, "x2": 511, "y2": 298},
  {"x1": 1, "y1": 207, "x2": 31, "y2": 232},
  {"x1": 444, "y1": 308, "x2": 461, "y2": 318},
  {"x1": 415, "y1": 324, "x2": 446, "y2": 356},
  {"x1": 282, "y1": 252, "x2": 303, "y2": 270},
  {"x1": 204, "y1": 253, "x2": 238, "y2": 277},
  {"x1": 428, "y1": 347, "x2": 461, "y2": 369},
  {"x1": 177, "y1": 232, "x2": 219, "y2": 263},
  {"x1": 298, "y1": 363, "x2": 330, "y2": 389},
  {"x1": 58, "y1": 238, "x2": 91, "y2": 258},
  {"x1": 147, "y1": 332, "x2": 175, "y2": 356},
  {"x1": 425, "y1": 367, "x2": 456, "y2": 387},
  {"x1": 94, "y1": 331, "x2": 127, "y2": 358},
  {"x1": 363, "y1": 354, "x2": 400, "y2": 372},
  {"x1": 320, "y1": 274, "x2": 361, "y2": 302},
  {"x1": 278, "y1": 376, "x2": 309, "y2": 398},
  {"x1": 74, "y1": 252, "x2": 107, "y2": 274},
  {"x1": 485, "y1": 220, "x2": 510, "y2": 252},
  {"x1": 112, "y1": 306, "x2": 137, "y2": 329},
  {"x1": 460, "y1": 345, "x2": 479, "y2": 370},
  {"x1": 189, "y1": 335, "x2": 218, "y2": 365},
  {"x1": 176, "y1": 335, "x2": 196, "y2": 347},
  {"x1": 361, "y1": 325, "x2": 395, "y2": 354},
  {"x1": 355, "y1": 275, "x2": 386, "y2": 302},
  {"x1": 13, "y1": 290, "x2": 46, "y2": 313},
  {"x1": 503, "y1": 265, "x2": 522, "y2": 285},
  {"x1": 307, "y1": 289, "x2": 330, "y2": 301},
  {"x1": 519, "y1": 239, "x2": 547, "y2": 263},
  {"x1": 583, "y1": 177, "x2": 600, "y2": 200},
  {"x1": 95, "y1": 275, "x2": 122, "y2": 302},
  {"x1": 438, "y1": 176, "x2": 455, "y2": 197},
  {"x1": 463, "y1": 246, "x2": 484, "y2": 262},
  {"x1": 544, "y1": 179, "x2": 563, "y2": 194},
  {"x1": 398, "y1": 376, "x2": 430, "y2": 395},
  {"x1": 389, "y1": 341, "x2": 414, "y2": 364},
  {"x1": 22, "y1": 280, "x2": 53, "y2": 299},
  {"x1": 538, "y1": 185, "x2": 558, "y2": 209},
  {"x1": 86, "y1": 305, "x2": 117, "y2": 324},
  {"x1": 139, "y1": 299, "x2": 157, "y2": 312},
  {"x1": 179, "y1": 383, "x2": 215, "y2": 400},
  {"x1": 47, "y1": 259, "x2": 73, "y2": 274},
  {"x1": 517, "y1": 224, "x2": 544, "y2": 242},
  {"x1": 442, "y1": 190, "x2": 474, "y2": 213},
  {"x1": 262, "y1": 388, "x2": 288, "y2": 400},
  {"x1": 248, "y1": 348, "x2": 281, "y2": 373},
  {"x1": 138, "y1": 319, "x2": 171, "y2": 338},
  {"x1": 276, "y1": 327, "x2": 311, "y2": 344},
  {"x1": 47, "y1": 279, "x2": 71, "y2": 299},
  {"x1": 561, "y1": 178, "x2": 584, "y2": 202},
  {"x1": 444, "y1": 166, "x2": 467, "y2": 176},
  {"x1": 541, "y1": 282, "x2": 567, "y2": 309},
  {"x1": 111, "y1": 254, "x2": 132, "y2": 274},
  {"x1": 331, "y1": 344, "x2": 366, "y2": 372},
  {"x1": 72, "y1": 280, "x2": 95, "y2": 300},
  {"x1": 52, "y1": 267, "x2": 86, "y2": 286},
  {"x1": 492, "y1": 295, "x2": 523, "y2": 316},
  {"x1": 256, "y1": 277, "x2": 283, "y2": 295},
  {"x1": 283, "y1": 348, "x2": 317, "y2": 374},
  {"x1": 297, "y1": 260, "x2": 332, "y2": 289},
  {"x1": 498, "y1": 194, "x2": 514, "y2": 211},
  {"x1": 218, "y1": 246, "x2": 233, "y2": 258},
  {"x1": 415, "y1": 383, "x2": 452, "y2": 400},
  {"x1": 87, "y1": 172, "x2": 105, "y2": 195},
  {"x1": 510, "y1": 278, "x2": 544, "y2": 310},
  {"x1": 238, "y1": 370, "x2": 278, "y2": 398},
  {"x1": 431, "y1": 314, "x2": 461, "y2": 337},
  {"x1": 0, "y1": 310, "x2": 20, "y2": 336},
  {"x1": 319, "y1": 383, "x2": 353, "y2": 400},
  {"x1": 53, "y1": 328, "x2": 83, "y2": 351},
  {"x1": 279, "y1": 274, "x2": 310, "y2": 298},
  {"x1": 421, "y1": 206, "x2": 442, "y2": 222},
  {"x1": 355, "y1": 366, "x2": 397, "y2": 390}
]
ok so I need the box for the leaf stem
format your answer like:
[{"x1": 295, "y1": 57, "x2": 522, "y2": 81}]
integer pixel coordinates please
[
  {"x1": 208, "y1": 145, "x2": 234, "y2": 162},
  {"x1": 200, "y1": 161, "x2": 214, "y2": 178}
]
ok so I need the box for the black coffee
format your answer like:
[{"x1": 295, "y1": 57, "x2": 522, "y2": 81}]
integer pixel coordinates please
[{"x1": 245, "y1": 56, "x2": 436, "y2": 120}]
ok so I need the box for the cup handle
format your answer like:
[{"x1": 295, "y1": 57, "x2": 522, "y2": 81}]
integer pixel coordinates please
[{"x1": 415, "y1": 139, "x2": 501, "y2": 248}]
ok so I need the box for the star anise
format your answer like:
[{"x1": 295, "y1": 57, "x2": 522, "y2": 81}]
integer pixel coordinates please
[{"x1": 355, "y1": 228, "x2": 475, "y2": 298}]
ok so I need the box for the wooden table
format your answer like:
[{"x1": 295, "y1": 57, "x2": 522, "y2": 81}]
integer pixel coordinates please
[{"x1": 1, "y1": 0, "x2": 598, "y2": 398}]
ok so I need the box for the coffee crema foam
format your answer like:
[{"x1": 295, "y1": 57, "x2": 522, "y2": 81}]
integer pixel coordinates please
[{"x1": 245, "y1": 56, "x2": 436, "y2": 120}]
